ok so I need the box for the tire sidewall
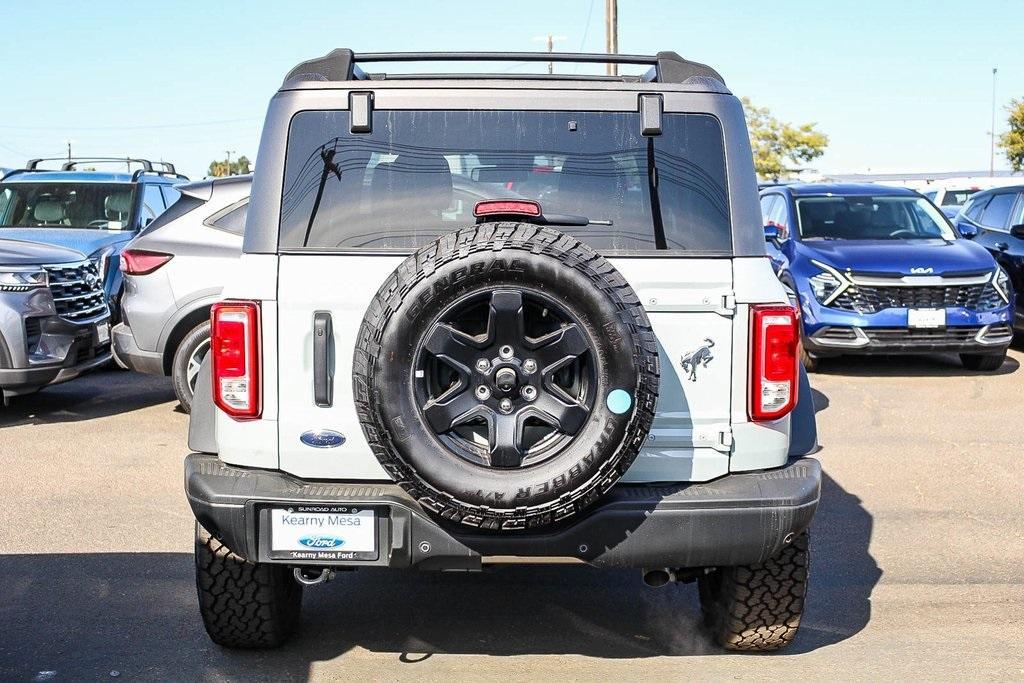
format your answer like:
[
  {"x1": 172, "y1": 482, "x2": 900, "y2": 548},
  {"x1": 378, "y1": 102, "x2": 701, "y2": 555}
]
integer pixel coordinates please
[{"x1": 172, "y1": 321, "x2": 211, "y2": 413}]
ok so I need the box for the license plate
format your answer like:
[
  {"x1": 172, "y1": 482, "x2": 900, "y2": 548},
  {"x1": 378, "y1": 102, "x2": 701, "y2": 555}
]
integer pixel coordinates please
[
  {"x1": 269, "y1": 506, "x2": 376, "y2": 560},
  {"x1": 96, "y1": 322, "x2": 110, "y2": 344},
  {"x1": 908, "y1": 308, "x2": 945, "y2": 329}
]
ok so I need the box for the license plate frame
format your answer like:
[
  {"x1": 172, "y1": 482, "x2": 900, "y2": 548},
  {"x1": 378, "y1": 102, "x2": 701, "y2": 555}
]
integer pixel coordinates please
[
  {"x1": 267, "y1": 505, "x2": 378, "y2": 561},
  {"x1": 907, "y1": 308, "x2": 946, "y2": 329},
  {"x1": 95, "y1": 322, "x2": 110, "y2": 344}
]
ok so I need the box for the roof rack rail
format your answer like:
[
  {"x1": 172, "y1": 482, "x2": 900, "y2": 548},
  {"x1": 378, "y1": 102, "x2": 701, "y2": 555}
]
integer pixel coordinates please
[
  {"x1": 282, "y1": 50, "x2": 725, "y2": 87},
  {"x1": 131, "y1": 168, "x2": 189, "y2": 182},
  {"x1": 25, "y1": 157, "x2": 161, "y2": 172}
]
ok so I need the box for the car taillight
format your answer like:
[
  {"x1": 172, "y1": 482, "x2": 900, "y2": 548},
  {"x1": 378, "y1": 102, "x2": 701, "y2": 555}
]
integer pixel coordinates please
[
  {"x1": 211, "y1": 300, "x2": 261, "y2": 420},
  {"x1": 749, "y1": 305, "x2": 799, "y2": 421},
  {"x1": 120, "y1": 249, "x2": 173, "y2": 275}
]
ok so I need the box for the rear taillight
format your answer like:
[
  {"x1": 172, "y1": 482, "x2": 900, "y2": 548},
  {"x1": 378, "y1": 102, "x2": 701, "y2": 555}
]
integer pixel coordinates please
[
  {"x1": 120, "y1": 249, "x2": 173, "y2": 275},
  {"x1": 749, "y1": 305, "x2": 799, "y2": 421},
  {"x1": 211, "y1": 300, "x2": 261, "y2": 420}
]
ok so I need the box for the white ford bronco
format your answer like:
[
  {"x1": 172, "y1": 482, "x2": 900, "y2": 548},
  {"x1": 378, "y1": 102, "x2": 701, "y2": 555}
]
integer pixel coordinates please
[{"x1": 185, "y1": 49, "x2": 821, "y2": 651}]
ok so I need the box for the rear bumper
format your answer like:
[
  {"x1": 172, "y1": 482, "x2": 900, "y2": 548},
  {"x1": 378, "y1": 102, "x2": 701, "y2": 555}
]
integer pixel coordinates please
[
  {"x1": 111, "y1": 322, "x2": 164, "y2": 375},
  {"x1": 184, "y1": 453, "x2": 821, "y2": 570}
]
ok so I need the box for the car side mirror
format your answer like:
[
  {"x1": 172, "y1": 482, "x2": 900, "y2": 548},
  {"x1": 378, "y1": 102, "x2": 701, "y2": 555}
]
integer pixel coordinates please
[
  {"x1": 764, "y1": 224, "x2": 781, "y2": 242},
  {"x1": 956, "y1": 221, "x2": 978, "y2": 239},
  {"x1": 1011, "y1": 224, "x2": 1024, "y2": 239}
]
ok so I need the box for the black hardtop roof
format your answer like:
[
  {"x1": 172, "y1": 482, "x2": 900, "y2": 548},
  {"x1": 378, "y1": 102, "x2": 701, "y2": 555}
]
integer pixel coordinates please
[{"x1": 281, "y1": 49, "x2": 725, "y2": 89}]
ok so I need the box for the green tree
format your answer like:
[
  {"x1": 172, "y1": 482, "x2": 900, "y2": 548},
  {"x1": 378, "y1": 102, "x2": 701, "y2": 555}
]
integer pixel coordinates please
[
  {"x1": 742, "y1": 97, "x2": 829, "y2": 181},
  {"x1": 999, "y1": 99, "x2": 1024, "y2": 172},
  {"x1": 208, "y1": 155, "x2": 251, "y2": 177}
]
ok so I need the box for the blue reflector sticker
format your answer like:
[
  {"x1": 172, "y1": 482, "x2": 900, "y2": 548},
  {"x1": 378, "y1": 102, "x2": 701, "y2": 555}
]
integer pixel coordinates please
[{"x1": 606, "y1": 389, "x2": 632, "y2": 415}]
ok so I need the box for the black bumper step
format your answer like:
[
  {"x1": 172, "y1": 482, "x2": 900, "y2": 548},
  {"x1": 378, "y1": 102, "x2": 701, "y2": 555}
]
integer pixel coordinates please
[{"x1": 185, "y1": 454, "x2": 821, "y2": 570}]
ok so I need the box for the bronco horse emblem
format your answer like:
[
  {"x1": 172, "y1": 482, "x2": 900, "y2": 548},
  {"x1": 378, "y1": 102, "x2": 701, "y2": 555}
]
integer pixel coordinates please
[{"x1": 680, "y1": 338, "x2": 715, "y2": 381}]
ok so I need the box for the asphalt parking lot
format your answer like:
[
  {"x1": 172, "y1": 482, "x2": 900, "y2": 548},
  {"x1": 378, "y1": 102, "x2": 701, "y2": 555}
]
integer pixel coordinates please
[{"x1": 1, "y1": 349, "x2": 1023, "y2": 681}]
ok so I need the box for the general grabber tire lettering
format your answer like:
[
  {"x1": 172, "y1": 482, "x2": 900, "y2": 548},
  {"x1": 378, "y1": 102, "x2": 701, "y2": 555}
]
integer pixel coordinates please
[
  {"x1": 698, "y1": 531, "x2": 810, "y2": 651},
  {"x1": 195, "y1": 524, "x2": 302, "y2": 649},
  {"x1": 353, "y1": 223, "x2": 659, "y2": 531}
]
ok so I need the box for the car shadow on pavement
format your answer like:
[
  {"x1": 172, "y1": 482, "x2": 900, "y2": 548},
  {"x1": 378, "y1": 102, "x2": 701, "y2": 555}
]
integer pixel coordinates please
[
  {"x1": 0, "y1": 368, "x2": 175, "y2": 427},
  {"x1": 0, "y1": 471, "x2": 879, "y2": 678},
  {"x1": 813, "y1": 352, "x2": 1019, "y2": 378}
]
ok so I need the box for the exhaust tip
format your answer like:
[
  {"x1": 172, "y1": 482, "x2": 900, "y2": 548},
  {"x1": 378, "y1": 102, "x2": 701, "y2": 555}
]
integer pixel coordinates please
[{"x1": 643, "y1": 569, "x2": 672, "y2": 588}]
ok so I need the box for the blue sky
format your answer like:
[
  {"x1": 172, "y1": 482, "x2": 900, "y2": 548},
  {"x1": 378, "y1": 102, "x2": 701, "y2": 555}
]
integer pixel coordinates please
[{"x1": 0, "y1": 0, "x2": 1021, "y2": 178}]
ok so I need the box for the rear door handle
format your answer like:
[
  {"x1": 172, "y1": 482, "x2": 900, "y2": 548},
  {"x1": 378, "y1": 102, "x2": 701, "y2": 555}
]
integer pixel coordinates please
[
  {"x1": 312, "y1": 311, "x2": 334, "y2": 407},
  {"x1": 995, "y1": 242, "x2": 1009, "y2": 252}
]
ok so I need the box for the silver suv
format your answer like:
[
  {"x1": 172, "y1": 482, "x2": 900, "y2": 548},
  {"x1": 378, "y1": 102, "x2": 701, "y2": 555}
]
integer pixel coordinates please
[
  {"x1": 0, "y1": 238, "x2": 111, "y2": 401},
  {"x1": 185, "y1": 50, "x2": 821, "y2": 652},
  {"x1": 113, "y1": 175, "x2": 250, "y2": 412}
]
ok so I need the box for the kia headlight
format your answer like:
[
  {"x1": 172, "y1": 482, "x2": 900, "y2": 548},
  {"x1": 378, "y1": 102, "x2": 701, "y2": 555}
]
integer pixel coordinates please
[
  {"x1": 992, "y1": 267, "x2": 1011, "y2": 303},
  {"x1": 808, "y1": 260, "x2": 851, "y2": 306},
  {"x1": 0, "y1": 267, "x2": 48, "y2": 292}
]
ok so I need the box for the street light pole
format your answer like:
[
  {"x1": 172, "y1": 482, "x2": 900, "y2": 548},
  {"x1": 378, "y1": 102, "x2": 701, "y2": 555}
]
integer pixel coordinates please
[{"x1": 990, "y1": 67, "x2": 998, "y2": 177}]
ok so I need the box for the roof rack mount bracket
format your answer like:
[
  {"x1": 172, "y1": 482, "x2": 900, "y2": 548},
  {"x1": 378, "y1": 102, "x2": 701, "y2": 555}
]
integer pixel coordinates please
[
  {"x1": 349, "y1": 91, "x2": 373, "y2": 134},
  {"x1": 639, "y1": 94, "x2": 663, "y2": 136}
]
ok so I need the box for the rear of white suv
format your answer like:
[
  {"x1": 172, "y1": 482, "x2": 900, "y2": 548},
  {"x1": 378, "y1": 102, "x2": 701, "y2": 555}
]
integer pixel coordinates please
[{"x1": 185, "y1": 49, "x2": 820, "y2": 652}]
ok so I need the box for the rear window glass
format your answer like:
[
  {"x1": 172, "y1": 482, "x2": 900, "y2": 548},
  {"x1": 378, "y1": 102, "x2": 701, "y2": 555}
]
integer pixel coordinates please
[
  {"x1": 279, "y1": 110, "x2": 731, "y2": 253},
  {"x1": 942, "y1": 188, "x2": 978, "y2": 206}
]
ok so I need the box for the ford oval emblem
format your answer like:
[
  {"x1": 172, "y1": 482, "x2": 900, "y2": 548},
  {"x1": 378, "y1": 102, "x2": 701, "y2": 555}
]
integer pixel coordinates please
[
  {"x1": 300, "y1": 429, "x2": 346, "y2": 448},
  {"x1": 298, "y1": 535, "x2": 345, "y2": 549}
]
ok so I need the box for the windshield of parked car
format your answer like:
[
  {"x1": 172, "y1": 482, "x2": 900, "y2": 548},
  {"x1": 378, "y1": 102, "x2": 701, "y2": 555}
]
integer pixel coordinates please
[
  {"x1": 279, "y1": 109, "x2": 732, "y2": 254},
  {"x1": 796, "y1": 195, "x2": 956, "y2": 241},
  {"x1": 0, "y1": 182, "x2": 136, "y2": 230},
  {"x1": 940, "y1": 188, "x2": 979, "y2": 207}
]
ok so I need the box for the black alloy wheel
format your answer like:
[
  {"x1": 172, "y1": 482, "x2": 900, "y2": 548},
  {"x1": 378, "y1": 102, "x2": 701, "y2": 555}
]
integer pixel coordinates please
[{"x1": 414, "y1": 288, "x2": 597, "y2": 469}]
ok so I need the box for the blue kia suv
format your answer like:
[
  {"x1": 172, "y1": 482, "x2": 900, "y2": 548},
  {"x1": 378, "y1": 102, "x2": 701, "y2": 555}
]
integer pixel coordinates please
[
  {"x1": 0, "y1": 158, "x2": 187, "y2": 329},
  {"x1": 760, "y1": 183, "x2": 1014, "y2": 371}
]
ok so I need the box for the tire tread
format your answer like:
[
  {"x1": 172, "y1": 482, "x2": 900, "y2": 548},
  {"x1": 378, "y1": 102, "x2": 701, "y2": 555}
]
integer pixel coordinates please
[{"x1": 194, "y1": 525, "x2": 302, "y2": 649}]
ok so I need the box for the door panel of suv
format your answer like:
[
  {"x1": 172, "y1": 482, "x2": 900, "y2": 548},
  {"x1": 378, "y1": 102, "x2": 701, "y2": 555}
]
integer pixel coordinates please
[{"x1": 972, "y1": 192, "x2": 1019, "y2": 277}]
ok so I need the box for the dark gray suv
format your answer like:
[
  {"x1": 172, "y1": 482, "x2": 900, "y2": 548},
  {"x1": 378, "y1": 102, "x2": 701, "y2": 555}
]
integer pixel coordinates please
[{"x1": 0, "y1": 238, "x2": 111, "y2": 401}]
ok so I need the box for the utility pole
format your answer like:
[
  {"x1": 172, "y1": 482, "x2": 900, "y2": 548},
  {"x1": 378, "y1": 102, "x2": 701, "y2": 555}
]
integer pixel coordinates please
[
  {"x1": 605, "y1": 0, "x2": 618, "y2": 76},
  {"x1": 66, "y1": 140, "x2": 72, "y2": 162},
  {"x1": 533, "y1": 34, "x2": 565, "y2": 73},
  {"x1": 225, "y1": 149, "x2": 235, "y2": 176},
  {"x1": 990, "y1": 67, "x2": 998, "y2": 177}
]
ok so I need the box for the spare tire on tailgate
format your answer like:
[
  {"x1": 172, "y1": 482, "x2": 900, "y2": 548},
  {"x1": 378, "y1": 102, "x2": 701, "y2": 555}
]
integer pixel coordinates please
[{"x1": 353, "y1": 223, "x2": 659, "y2": 531}]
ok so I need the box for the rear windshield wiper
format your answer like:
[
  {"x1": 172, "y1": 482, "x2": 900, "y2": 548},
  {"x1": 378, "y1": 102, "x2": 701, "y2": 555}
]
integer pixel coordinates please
[{"x1": 541, "y1": 213, "x2": 611, "y2": 227}]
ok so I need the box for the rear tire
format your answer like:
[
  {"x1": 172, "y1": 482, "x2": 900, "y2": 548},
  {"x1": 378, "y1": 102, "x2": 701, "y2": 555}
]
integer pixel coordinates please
[
  {"x1": 698, "y1": 531, "x2": 809, "y2": 652},
  {"x1": 960, "y1": 351, "x2": 1006, "y2": 372},
  {"x1": 172, "y1": 322, "x2": 211, "y2": 414},
  {"x1": 799, "y1": 344, "x2": 819, "y2": 373},
  {"x1": 195, "y1": 524, "x2": 302, "y2": 649}
]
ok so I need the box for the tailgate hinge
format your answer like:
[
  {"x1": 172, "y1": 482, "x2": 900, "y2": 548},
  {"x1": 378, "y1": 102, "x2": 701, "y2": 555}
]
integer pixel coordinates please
[
  {"x1": 717, "y1": 292, "x2": 737, "y2": 317},
  {"x1": 713, "y1": 428, "x2": 734, "y2": 453}
]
